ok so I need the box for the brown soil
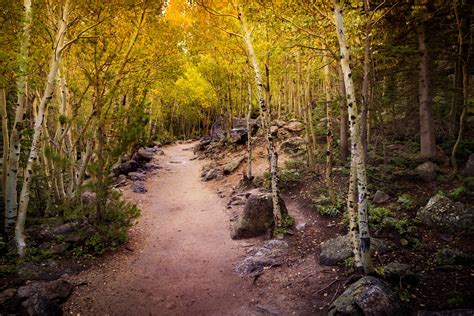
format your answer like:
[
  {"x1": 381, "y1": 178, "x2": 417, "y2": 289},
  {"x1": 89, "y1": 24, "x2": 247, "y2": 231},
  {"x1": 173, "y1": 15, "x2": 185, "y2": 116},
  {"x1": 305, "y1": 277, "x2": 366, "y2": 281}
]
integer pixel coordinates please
[{"x1": 63, "y1": 142, "x2": 344, "y2": 315}]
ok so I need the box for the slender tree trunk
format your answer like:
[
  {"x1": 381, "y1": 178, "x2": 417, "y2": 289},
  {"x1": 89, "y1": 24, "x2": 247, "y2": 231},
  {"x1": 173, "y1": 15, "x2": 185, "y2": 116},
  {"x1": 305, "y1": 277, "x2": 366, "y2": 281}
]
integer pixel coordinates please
[
  {"x1": 334, "y1": 0, "x2": 374, "y2": 274},
  {"x1": 324, "y1": 58, "x2": 336, "y2": 204},
  {"x1": 417, "y1": 23, "x2": 437, "y2": 159},
  {"x1": 361, "y1": 0, "x2": 371, "y2": 162},
  {"x1": 451, "y1": 0, "x2": 471, "y2": 171},
  {"x1": 304, "y1": 60, "x2": 315, "y2": 171},
  {"x1": 246, "y1": 82, "x2": 253, "y2": 180},
  {"x1": 1, "y1": 88, "x2": 8, "y2": 201},
  {"x1": 347, "y1": 157, "x2": 361, "y2": 267},
  {"x1": 0, "y1": 88, "x2": 8, "y2": 232},
  {"x1": 239, "y1": 6, "x2": 282, "y2": 227},
  {"x1": 16, "y1": 0, "x2": 69, "y2": 256},
  {"x1": 338, "y1": 66, "x2": 348, "y2": 162},
  {"x1": 4, "y1": 0, "x2": 32, "y2": 232}
]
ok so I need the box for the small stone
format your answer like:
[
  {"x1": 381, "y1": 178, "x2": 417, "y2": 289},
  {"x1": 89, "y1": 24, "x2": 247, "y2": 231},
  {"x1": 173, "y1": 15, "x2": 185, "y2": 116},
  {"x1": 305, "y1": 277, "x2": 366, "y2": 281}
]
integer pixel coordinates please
[
  {"x1": 131, "y1": 181, "x2": 147, "y2": 193},
  {"x1": 415, "y1": 161, "x2": 437, "y2": 182},
  {"x1": 373, "y1": 190, "x2": 390, "y2": 204},
  {"x1": 296, "y1": 223, "x2": 307, "y2": 231},
  {"x1": 400, "y1": 239, "x2": 409, "y2": 246}
]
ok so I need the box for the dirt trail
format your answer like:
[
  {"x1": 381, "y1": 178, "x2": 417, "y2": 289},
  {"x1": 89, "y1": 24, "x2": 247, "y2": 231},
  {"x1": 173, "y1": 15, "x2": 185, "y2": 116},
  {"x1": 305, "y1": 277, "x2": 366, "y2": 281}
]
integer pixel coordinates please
[{"x1": 64, "y1": 142, "x2": 257, "y2": 315}]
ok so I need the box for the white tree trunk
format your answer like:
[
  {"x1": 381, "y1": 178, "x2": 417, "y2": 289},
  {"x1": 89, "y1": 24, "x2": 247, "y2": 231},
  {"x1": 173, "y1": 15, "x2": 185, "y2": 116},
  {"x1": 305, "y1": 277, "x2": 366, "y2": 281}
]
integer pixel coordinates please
[
  {"x1": 238, "y1": 6, "x2": 282, "y2": 226},
  {"x1": 324, "y1": 57, "x2": 336, "y2": 204},
  {"x1": 16, "y1": 0, "x2": 69, "y2": 256},
  {"x1": 246, "y1": 82, "x2": 253, "y2": 180},
  {"x1": 1, "y1": 88, "x2": 8, "y2": 203},
  {"x1": 4, "y1": 0, "x2": 32, "y2": 232},
  {"x1": 334, "y1": 0, "x2": 374, "y2": 274}
]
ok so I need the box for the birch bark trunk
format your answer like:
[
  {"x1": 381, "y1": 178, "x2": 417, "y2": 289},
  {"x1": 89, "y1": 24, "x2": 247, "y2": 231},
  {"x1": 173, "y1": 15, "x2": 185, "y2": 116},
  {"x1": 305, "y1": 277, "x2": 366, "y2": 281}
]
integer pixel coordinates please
[
  {"x1": 4, "y1": 0, "x2": 32, "y2": 232},
  {"x1": 16, "y1": 0, "x2": 70, "y2": 256},
  {"x1": 324, "y1": 57, "x2": 336, "y2": 204},
  {"x1": 238, "y1": 6, "x2": 282, "y2": 226},
  {"x1": 334, "y1": 0, "x2": 374, "y2": 274}
]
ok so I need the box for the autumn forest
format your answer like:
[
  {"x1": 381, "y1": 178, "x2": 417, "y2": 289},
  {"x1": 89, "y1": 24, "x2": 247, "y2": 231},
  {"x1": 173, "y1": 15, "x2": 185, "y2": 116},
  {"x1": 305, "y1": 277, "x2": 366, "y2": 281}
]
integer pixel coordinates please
[{"x1": 0, "y1": 0, "x2": 473, "y2": 315}]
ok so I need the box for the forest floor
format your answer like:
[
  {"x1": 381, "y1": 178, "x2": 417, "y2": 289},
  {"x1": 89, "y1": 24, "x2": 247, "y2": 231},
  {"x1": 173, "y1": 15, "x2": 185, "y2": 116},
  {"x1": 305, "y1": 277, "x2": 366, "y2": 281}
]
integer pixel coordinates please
[{"x1": 62, "y1": 142, "x2": 344, "y2": 315}]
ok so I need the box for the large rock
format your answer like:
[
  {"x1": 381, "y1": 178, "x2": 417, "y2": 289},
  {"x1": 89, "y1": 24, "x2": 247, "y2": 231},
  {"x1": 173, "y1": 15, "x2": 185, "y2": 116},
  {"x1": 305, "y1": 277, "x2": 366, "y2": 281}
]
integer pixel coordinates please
[
  {"x1": 383, "y1": 262, "x2": 417, "y2": 286},
  {"x1": 210, "y1": 116, "x2": 225, "y2": 140},
  {"x1": 235, "y1": 240, "x2": 288, "y2": 275},
  {"x1": 280, "y1": 137, "x2": 306, "y2": 154},
  {"x1": 320, "y1": 234, "x2": 394, "y2": 266},
  {"x1": 18, "y1": 280, "x2": 73, "y2": 304},
  {"x1": 231, "y1": 193, "x2": 288, "y2": 239},
  {"x1": 133, "y1": 147, "x2": 154, "y2": 163},
  {"x1": 415, "y1": 161, "x2": 437, "y2": 182},
  {"x1": 193, "y1": 138, "x2": 212, "y2": 154},
  {"x1": 230, "y1": 128, "x2": 248, "y2": 144},
  {"x1": 21, "y1": 294, "x2": 62, "y2": 316},
  {"x1": 113, "y1": 159, "x2": 139, "y2": 176},
  {"x1": 223, "y1": 157, "x2": 245, "y2": 175},
  {"x1": 417, "y1": 195, "x2": 474, "y2": 231},
  {"x1": 328, "y1": 276, "x2": 406, "y2": 316},
  {"x1": 202, "y1": 168, "x2": 223, "y2": 181},
  {"x1": 232, "y1": 117, "x2": 259, "y2": 136},
  {"x1": 465, "y1": 154, "x2": 474, "y2": 176},
  {"x1": 284, "y1": 120, "x2": 304, "y2": 132}
]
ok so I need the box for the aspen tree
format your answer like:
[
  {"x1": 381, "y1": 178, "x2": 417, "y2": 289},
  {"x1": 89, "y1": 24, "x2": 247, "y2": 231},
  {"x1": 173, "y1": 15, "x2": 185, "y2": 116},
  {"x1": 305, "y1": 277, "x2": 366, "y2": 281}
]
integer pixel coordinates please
[
  {"x1": 238, "y1": 5, "x2": 283, "y2": 226},
  {"x1": 16, "y1": 0, "x2": 70, "y2": 256},
  {"x1": 334, "y1": 0, "x2": 374, "y2": 274},
  {"x1": 323, "y1": 56, "x2": 336, "y2": 204},
  {"x1": 4, "y1": 0, "x2": 32, "y2": 231}
]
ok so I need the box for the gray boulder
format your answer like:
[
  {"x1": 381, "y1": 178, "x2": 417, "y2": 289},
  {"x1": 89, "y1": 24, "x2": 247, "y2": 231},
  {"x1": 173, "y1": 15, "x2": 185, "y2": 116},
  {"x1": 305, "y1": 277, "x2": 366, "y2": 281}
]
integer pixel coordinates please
[
  {"x1": 280, "y1": 137, "x2": 305, "y2": 154},
  {"x1": 131, "y1": 181, "x2": 147, "y2": 193},
  {"x1": 128, "y1": 172, "x2": 146, "y2": 181},
  {"x1": 116, "y1": 160, "x2": 139, "y2": 176},
  {"x1": 235, "y1": 240, "x2": 288, "y2": 275},
  {"x1": 230, "y1": 128, "x2": 248, "y2": 144},
  {"x1": 328, "y1": 276, "x2": 406, "y2": 316},
  {"x1": 383, "y1": 262, "x2": 417, "y2": 286},
  {"x1": 18, "y1": 279, "x2": 73, "y2": 304},
  {"x1": 21, "y1": 294, "x2": 62, "y2": 316},
  {"x1": 231, "y1": 193, "x2": 288, "y2": 239},
  {"x1": 320, "y1": 234, "x2": 394, "y2": 266},
  {"x1": 210, "y1": 116, "x2": 225, "y2": 140},
  {"x1": 202, "y1": 168, "x2": 223, "y2": 181},
  {"x1": 232, "y1": 117, "x2": 259, "y2": 136},
  {"x1": 417, "y1": 195, "x2": 474, "y2": 231},
  {"x1": 373, "y1": 190, "x2": 390, "y2": 204},
  {"x1": 223, "y1": 157, "x2": 245, "y2": 175},
  {"x1": 193, "y1": 138, "x2": 212, "y2": 154},
  {"x1": 465, "y1": 154, "x2": 474, "y2": 176},
  {"x1": 415, "y1": 161, "x2": 437, "y2": 182},
  {"x1": 133, "y1": 147, "x2": 154, "y2": 162},
  {"x1": 284, "y1": 120, "x2": 304, "y2": 132}
]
